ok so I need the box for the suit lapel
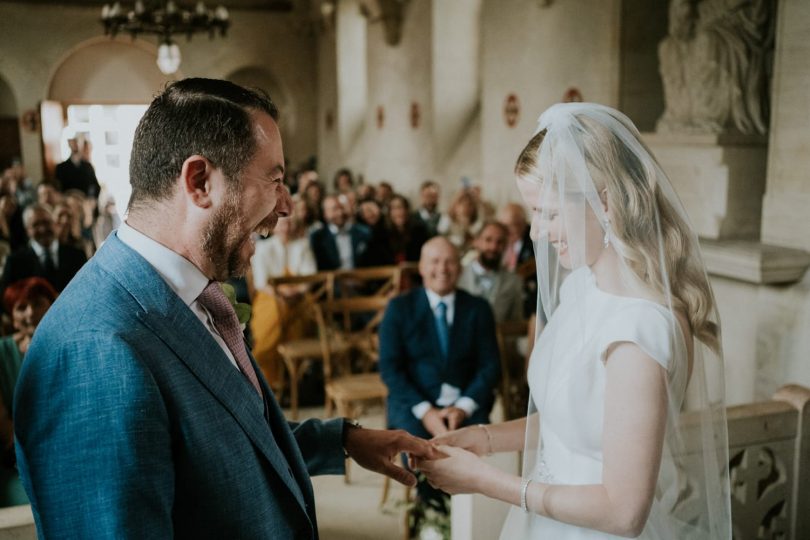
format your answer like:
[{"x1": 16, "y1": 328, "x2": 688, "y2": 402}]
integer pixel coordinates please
[
  {"x1": 98, "y1": 235, "x2": 310, "y2": 515},
  {"x1": 324, "y1": 231, "x2": 341, "y2": 268}
]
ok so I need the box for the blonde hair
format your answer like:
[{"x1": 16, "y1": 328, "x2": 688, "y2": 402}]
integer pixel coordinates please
[{"x1": 515, "y1": 118, "x2": 720, "y2": 352}]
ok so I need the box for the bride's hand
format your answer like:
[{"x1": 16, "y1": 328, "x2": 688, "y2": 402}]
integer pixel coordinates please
[
  {"x1": 416, "y1": 445, "x2": 496, "y2": 495},
  {"x1": 431, "y1": 424, "x2": 490, "y2": 456}
]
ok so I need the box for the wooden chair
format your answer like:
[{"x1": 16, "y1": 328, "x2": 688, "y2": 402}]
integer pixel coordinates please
[
  {"x1": 321, "y1": 267, "x2": 402, "y2": 482},
  {"x1": 330, "y1": 266, "x2": 403, "y2": 370},
  {"x1": 320, "y1": 295, "x2": 391, "y2": 419},
  {"x1": 495, "y1": 320, "x2": 530, "y2": 421},
  {"x1": 271, "y1": 272, "x2": 349, "y2": 420}
]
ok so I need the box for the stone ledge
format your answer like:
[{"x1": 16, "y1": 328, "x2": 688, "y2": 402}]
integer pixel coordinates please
[
  {"x1": 700, "y1": 238, "x2": 810, "y2": 285},
  {"x1": 643, "y1": 132, "x2": 769, "y2": 147},
  {"x1": 0, "y1": 504, "x2": 35, "y2": 537}
]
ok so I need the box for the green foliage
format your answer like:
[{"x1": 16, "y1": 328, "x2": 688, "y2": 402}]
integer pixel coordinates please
[
  {"x1": 381, "y1": 472, "x2": 451, "y2": 540},
  {"x1": 219, "y1": 282, "x2": 252, "y2": 325}
]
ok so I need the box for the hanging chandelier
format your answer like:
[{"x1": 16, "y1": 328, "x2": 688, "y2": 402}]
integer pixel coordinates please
[{"x1": 100, "y1": 1, "x2": 230, "y2": 75}]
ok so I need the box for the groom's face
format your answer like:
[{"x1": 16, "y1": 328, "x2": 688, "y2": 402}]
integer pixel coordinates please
[{"x1": 202, "y1": 112, "x2": 291, "y2": 280}]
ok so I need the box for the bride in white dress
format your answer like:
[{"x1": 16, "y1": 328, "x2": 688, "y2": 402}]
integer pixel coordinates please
[{"x1": 417, "y1": 103, "x2": 731, "y2": 539}]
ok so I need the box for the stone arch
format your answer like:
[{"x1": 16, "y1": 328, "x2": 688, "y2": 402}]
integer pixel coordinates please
[
  {"x1": 0, "y1": 73, "x2": 21, "y2": 169},
  {"x1": 47, "y1": 37, "x2": 178, "y2": 103},
  {"x1": 45, "y1": 37, "x2": 178, "y2": 214},
  {"x1": 0, "y1": 74, "x2": 17, "y2": 116},
  {"x1": 225, "y1": 65, "x2": 297, "y2": 137}
]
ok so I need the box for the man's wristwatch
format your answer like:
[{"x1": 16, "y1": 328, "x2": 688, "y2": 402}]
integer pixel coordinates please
[{"x1": 341, "y1": 418, "x2": 362, "y2": 458}]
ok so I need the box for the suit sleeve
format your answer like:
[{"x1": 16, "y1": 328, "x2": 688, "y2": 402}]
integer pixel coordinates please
[
  {"x1": 14, "y1": 333, "x2": 174, "y2": 539},
  {"x1": 287, "y1": 417, "x2": 345, "y2": 476},
  {"x1": 379, "y1": 298, "x2": 430, "y2": 410},
  {"x1": 461, "y1": 300, "x2": 501, "y2": 405}
]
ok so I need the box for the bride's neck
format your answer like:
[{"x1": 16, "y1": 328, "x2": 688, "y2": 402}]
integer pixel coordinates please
[{"x1": 589, "y1": 246, "x2": 625, "y2": 294}]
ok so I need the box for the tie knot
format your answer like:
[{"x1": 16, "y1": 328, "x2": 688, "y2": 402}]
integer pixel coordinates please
[
  {"x1": 197, "y1": 282, "x2": 237, "y2": 324},
  {"x1": 436, "y1": 301, "x2": 447, "y2": 317}
]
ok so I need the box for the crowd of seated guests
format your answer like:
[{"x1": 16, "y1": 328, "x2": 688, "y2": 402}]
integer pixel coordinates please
[
  {"x1": 0, "y1": 277, "x2": 58, "y2": 507},
  {"x1": 0, "y1": 151, "x2": 111, "y2": 508},
  {"x1": 247, "y1": 164, "x2": 539, "y2": 395},
  {"x1": 250, "y1": 165, "x2": 536, "y2": 313},
  {"x1": 0, "y1": 156, "x2": 105, "y2": 338}
]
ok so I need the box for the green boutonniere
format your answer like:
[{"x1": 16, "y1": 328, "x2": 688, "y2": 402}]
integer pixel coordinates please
[{"x1": 220, "y1": 282, "x2": 252, "y2": 325}]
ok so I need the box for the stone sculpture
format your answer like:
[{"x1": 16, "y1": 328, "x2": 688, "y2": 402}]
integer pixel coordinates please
[{"x1": 657, "y1": 0, "x2": 774, "y2": 135}]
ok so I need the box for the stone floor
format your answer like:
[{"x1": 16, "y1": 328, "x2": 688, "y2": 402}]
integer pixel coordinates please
[{"x1": 295, "y1": 404, "x2": 410, "y2": 540}]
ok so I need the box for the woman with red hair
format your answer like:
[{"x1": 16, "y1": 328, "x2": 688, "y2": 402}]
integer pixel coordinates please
[{"x1": 0, "y1": 277, "x2": 57, "y2": 506}]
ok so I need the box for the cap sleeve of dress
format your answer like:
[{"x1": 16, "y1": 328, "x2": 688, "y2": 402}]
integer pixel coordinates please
[{"x1": 596, "y1": 302, "x2": 676, "y2": 370}]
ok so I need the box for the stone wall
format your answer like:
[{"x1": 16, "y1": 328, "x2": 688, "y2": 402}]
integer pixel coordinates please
[
  {"x1": 0, "y1": 1, "x2": 318, "y2": 180},
  {"x1": 479, "y1": 0, "x2": 621, "y2": 206}
]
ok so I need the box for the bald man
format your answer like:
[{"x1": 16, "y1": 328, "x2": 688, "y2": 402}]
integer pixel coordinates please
[{"x1": 379, "y1": 237, "x2": 500, "y2": 439}]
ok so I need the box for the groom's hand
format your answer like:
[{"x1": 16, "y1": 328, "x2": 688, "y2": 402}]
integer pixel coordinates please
[{"x1": 343, "y1": 425, "x2": 444, "y2": 487}]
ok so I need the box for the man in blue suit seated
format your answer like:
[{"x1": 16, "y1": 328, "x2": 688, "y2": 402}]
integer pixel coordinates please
[
  {"x1": 13, "y1": 78, "x2": 438, "y2": 539},
  {"x1": 379, "y1": 236, "x2": 500, "y2": 511},
  {"x1": 309, "y1": 195, "x2": 372, "y2": 271}
]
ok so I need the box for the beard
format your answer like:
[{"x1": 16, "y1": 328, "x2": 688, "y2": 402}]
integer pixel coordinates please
[
  {"x1": 202, "y1": 186, "x2": 250, "y2": 281},
  {"x1": 479, "y1": 251, "x2": 502, "y2": 270}
]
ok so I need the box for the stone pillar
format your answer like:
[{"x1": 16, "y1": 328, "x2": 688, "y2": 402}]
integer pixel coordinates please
[
  {"x1": 761, "y1": 0, "x2": 810, "y2": 252},
  {"x1": 645, "y1": 133, "x2": 768, "y2": 240},
  {"x1": 451, "y1": 451, "x2": 517, "y2": 540}
]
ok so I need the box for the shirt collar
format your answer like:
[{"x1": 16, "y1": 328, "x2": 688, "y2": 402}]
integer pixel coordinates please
[
  {"x1": 424, "y1": 287, "x2": 455, "y2": 311},
  {"x1": 328, "y1": 223, "x2": 348, "y2": 235},
  {"x1": 117, "y1": 222, "x2": 209, "y2": 307},
  {"x1": 30, "y1": 239, "x2": 56, "y2": 257},
  {"x1": 471, "y1": 259, "x2": 491, "y2": 276}
]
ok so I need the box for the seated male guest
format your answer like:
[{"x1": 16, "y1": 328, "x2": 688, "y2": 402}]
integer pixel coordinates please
[
  {"x1": 310, "y1": 195, "x2": 371, "y2": 270},
  {"x1": 412, "y1": 180, "x2": 450, "y2": 238},
  {"x1": 380, "y1": 236, "x2": 500, "y2": 440},
  {"x1": 0, "y1": 204, "x2": 87, "y2": 294},
  {"x1": 458, "y1": 221, "x2": 524, "y2": 324}
]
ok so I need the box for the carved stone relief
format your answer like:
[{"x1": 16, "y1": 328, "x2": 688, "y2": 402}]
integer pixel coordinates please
[
  {"x1": 358, "y1": 0, "x2": 410, "y2": 46},
  {"x1": 728, "y1": 445, "x2": 790, "y2": 539},
  {"x1": 657, "y1": 0, "x2": 775, "y2": 135}
]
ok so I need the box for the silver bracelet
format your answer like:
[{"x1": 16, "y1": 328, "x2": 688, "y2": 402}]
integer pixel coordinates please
[
  {"x1": 520, "y1": 477, "x2": 532, "y2": 513},
  {"x1": 478, "y1": 424, "x2": 493, "y2": 456}
]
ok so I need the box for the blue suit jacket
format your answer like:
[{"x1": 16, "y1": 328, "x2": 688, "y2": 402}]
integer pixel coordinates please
[
  {"x1": 14, "y1": 233, "x2": 345, "y2": 539},
  {"x1": 379, "y1": 287, "x2": 500, "y2": 438},
  {"x1": 309, "y1": 223, "x2": 371, "y2": 271}
]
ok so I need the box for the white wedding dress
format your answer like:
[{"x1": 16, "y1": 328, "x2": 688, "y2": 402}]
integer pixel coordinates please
[{"x1": 500, "y1": 266, "x2": 691, "y2": 539}]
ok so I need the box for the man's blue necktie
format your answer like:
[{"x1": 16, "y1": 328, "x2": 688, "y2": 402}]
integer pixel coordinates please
[{"x1": 435, "y1": 301, "x2": 449, "y2": 358}]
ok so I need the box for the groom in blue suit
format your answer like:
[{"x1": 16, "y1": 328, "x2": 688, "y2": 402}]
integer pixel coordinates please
[{"x1": 13, "y1": 78, "x2": 437, "y2": 539}]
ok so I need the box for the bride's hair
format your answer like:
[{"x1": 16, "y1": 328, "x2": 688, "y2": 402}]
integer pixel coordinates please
[{"x1": 515, "y1": 116, "x2": 720, "y2": 353}]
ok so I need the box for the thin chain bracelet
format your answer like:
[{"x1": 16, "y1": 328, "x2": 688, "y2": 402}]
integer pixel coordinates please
[{"x1": 478, "y1": 424, "x2": 494, "y2": 456}]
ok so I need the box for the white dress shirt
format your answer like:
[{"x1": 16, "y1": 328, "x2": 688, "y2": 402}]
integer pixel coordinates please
[
  {"x1": 411, "y1": 288, "x2": 478, "y2": 420},
  {"x1": 251, "y1": 235, "x2": 316, "y2": 287},
  {"x1": 117, "y1": 222, "x2": 239, "y2": 370},
  {"x1": 30, "y1": 239, "x2": 59, "y2": 268},
  {"x1": 328, "y1": 223, "x2": 354, "y2": 270}
]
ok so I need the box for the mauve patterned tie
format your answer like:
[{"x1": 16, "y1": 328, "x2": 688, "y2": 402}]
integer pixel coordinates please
[{"x1": 197, "y1": 281, "x2": 262, "y2": 396}]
